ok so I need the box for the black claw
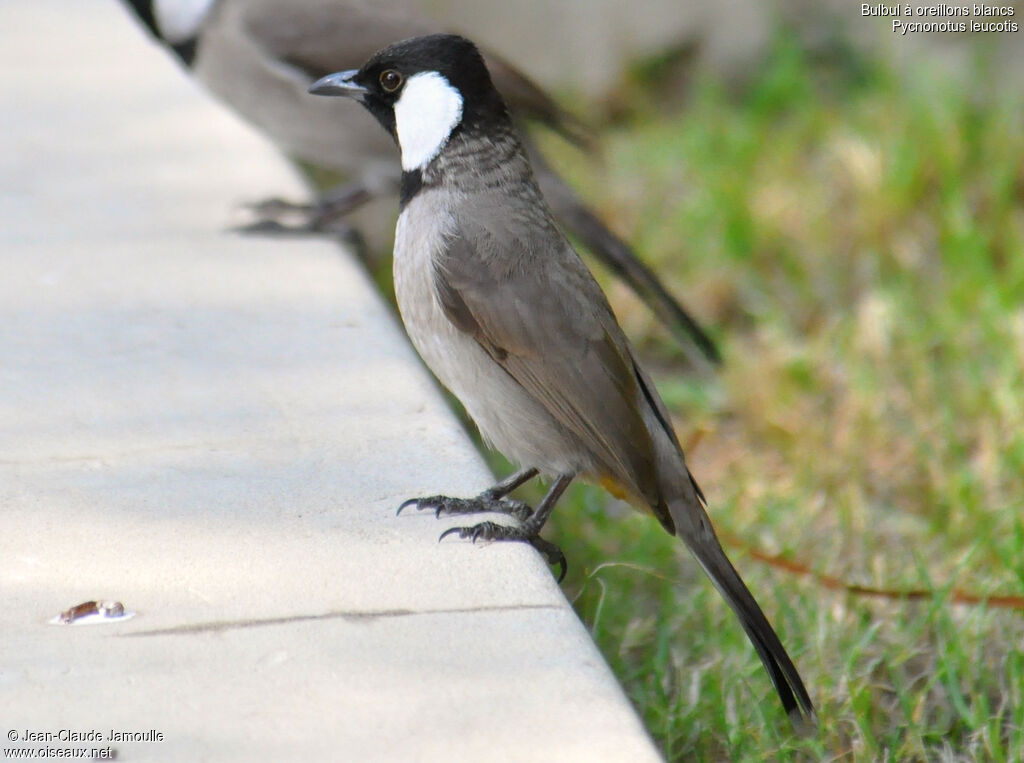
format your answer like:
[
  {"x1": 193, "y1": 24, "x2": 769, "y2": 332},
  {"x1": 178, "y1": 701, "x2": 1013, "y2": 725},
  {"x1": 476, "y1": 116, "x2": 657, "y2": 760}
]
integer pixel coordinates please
[
  {"x1": 530, "y1": 537, "x2": 568, "y2": 582},
  {"x1": 396, "y1": 497, "x2": 420, "y2": 516},
  {"x1": 438, "y1": 526, "x2": 461, "y2": 543},
  {"x1": 397, "y1": 494, "x2": 449, "y2": 517}
]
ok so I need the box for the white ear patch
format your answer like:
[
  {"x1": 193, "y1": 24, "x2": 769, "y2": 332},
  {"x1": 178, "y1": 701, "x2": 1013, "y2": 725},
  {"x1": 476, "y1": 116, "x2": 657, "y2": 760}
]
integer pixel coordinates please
[
  {"x1": 154, "y1": 0, "x2": 216, "y2": 44},
  {"x1": 394, "y1": 72, "x2": 464, "y2": 172}
]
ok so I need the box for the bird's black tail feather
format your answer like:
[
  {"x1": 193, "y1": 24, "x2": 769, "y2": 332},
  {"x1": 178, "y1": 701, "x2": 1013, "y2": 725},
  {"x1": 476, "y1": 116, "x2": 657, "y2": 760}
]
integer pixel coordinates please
[{"x1": 672, "y1": 499, "x2": 816, "y2": 732}]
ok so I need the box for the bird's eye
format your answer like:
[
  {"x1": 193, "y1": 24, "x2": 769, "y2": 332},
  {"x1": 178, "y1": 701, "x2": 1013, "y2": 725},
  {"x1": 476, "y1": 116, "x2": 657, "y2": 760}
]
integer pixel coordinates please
[{"x1": 379, "y1": 69, "x2": 403, "y2": 93}]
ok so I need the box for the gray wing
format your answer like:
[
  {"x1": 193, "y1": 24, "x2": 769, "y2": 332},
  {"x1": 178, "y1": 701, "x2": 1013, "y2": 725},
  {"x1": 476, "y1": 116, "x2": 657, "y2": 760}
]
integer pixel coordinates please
[{"x1": 433, "y1": 209, "x2": 660, "y2": 506}]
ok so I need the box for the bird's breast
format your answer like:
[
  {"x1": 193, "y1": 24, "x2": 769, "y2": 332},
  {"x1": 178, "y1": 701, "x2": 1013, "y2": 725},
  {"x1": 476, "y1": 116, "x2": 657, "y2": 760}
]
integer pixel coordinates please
[
  {"x1": 392, "y1": 193, "x2": 586, "y2": 475},
  {"x1": 392, "y1": 195, "x2": 496, "y2": 408}
]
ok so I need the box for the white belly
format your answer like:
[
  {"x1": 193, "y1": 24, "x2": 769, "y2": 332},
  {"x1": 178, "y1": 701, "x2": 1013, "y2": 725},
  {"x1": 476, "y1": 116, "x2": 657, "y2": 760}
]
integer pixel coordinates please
[{"x1": 393, "y1": 194, "x2": 582, "y2": 475}]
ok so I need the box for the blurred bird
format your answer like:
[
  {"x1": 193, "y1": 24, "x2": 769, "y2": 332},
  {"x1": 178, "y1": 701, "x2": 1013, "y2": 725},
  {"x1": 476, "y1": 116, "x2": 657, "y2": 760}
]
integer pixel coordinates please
[
  {"x1": 120, "y1": 0, "x2": 721, "y2": 365},
  {"x1": 309, "y1": 34, "x2": 814, "y2": 730}
]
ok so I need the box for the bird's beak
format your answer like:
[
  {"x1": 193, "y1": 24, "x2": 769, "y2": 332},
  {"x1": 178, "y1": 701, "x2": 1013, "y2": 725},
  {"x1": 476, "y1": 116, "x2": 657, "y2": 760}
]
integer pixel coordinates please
[{"x1": 308, "y1": 70, "x2": 367, "y2": 98}]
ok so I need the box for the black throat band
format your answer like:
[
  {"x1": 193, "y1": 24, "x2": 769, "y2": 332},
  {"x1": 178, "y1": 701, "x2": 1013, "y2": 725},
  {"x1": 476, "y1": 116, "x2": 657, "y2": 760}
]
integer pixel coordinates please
[{"x1": 399, "y1": 170, "x2": 424, "y2": 209}]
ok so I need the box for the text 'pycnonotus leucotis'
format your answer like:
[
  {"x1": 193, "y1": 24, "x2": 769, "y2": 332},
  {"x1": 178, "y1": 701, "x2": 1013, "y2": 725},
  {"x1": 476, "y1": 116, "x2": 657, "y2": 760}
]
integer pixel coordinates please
[{"x1": 309, "y1": 34, "x2": 815, "y2": 731}]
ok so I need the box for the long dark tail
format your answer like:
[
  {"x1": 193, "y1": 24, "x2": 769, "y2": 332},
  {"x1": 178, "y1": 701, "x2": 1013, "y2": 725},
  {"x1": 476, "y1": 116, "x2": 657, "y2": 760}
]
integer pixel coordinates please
[
  {"x1": 670, "y1": 495, "x2": 816, "y2": 732},
  {"x1": 523, "y1": 138, "x2": 722, "y2": 367}
]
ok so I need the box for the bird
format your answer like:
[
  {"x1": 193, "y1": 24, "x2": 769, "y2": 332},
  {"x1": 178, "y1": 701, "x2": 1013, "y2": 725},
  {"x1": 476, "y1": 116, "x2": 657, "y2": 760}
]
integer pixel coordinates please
[
  {"x1": 119, "y1": 0, "x2": 721, "y2": 366},
  {"x1": 308, "y1": 33, "x2": 815, "y2": 731}
]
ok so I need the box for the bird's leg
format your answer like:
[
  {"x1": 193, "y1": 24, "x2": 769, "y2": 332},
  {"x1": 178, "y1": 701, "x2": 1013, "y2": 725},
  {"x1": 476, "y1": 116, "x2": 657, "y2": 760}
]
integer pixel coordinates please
[
  {"x1": 235, "y1": 180, "x2": 376, "y2": 237},
  {"x1": 437, "y1": 473, "x2": 574, "y2": 581},
  {"x1": 238, "y1": 165, "x2": 402, "y2": 237},
  {"x1": 397, "y1": 467, "x2": 539, "y2": 521}
]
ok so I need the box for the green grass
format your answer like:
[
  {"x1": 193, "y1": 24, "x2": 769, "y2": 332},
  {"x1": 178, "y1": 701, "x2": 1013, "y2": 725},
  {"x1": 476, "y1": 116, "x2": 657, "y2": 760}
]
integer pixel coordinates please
[{"x1": 518, "y1": 31, "x2": 1024, "y2": 761}]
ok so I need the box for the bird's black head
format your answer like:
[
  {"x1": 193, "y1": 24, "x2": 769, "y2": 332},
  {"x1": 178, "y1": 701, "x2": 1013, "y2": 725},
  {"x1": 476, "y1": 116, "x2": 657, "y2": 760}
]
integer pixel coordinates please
[{"x1": 309, "y1": 34, "x2": 509, "y2": 172}]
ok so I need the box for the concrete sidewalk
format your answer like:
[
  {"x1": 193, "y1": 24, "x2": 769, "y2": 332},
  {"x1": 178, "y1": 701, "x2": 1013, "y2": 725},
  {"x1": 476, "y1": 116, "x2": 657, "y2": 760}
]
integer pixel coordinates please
[{"x1": 0, "y1": 1, "x2": 662, "y2": 760}]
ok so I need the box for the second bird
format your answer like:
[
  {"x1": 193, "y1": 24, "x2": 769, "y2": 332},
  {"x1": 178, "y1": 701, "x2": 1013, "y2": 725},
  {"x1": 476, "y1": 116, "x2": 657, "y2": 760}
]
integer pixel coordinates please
[
  {"x1": 309, "y1": 34, "x2": 815, "y2": 731},
  {"x1": 120, "y1": 0, "x2": 721, "y2": 364}
]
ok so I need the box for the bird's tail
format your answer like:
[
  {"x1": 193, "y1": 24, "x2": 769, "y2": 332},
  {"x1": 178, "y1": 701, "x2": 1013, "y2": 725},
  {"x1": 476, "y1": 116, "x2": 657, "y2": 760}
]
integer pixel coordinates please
[
  {"x1": 523, "y1": 138, "x2": 722, "y2": 367},
  {"x1": 669, "y1": 492, "x2": 816, "y2": 732}
]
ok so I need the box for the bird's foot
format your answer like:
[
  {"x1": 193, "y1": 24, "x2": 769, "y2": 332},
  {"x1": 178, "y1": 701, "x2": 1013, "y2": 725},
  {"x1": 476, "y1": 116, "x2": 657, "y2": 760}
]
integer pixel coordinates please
[
  {"x1": 397, "y1": 489, "x2": 566, "y2": 580},
  {"x1": 233, "y1": 196, "x2": 360, "y2": 239},
  {"x1": 235, "y1": 179, "x2": 375, "y2": 238},
  {"x1": 247, "y1": 196, "x2": 315, "y2": 218},
  {"x1": 397, "y1": 491, "x2": 533, "y2": 522},
  {"x1": 437, "y1": 520, "x2": 567, "y2": 582}
]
